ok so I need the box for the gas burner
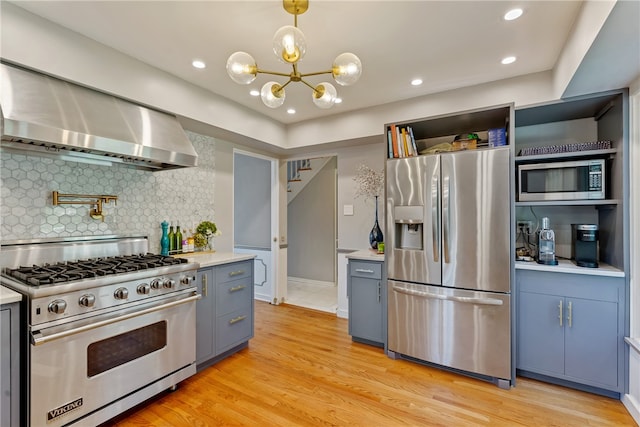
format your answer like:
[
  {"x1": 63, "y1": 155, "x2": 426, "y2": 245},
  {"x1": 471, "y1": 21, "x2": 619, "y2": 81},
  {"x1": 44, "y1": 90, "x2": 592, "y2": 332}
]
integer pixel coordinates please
[{"x1": 3, "y1": 253, "x2": 188, "y2": 286}]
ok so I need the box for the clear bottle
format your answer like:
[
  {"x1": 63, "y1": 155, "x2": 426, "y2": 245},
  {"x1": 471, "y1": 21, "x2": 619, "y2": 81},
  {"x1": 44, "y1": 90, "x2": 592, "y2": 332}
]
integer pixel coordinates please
[
  {"x1": 175, "y1": 222, "x2": 183, "y2": 254},
  {"x1": 168, "y1": 223, "x2": 175, "y2": 255},
  {"x1": 187, "y1": 230, "x2": 195, "y2": 253},
  {"x1": 537, "y1": 217, "x2": 557, "y2": 265}
]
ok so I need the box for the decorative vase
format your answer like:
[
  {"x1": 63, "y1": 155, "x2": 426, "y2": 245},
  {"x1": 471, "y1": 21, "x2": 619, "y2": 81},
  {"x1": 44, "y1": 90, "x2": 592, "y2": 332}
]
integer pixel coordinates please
[
  {"x1": 369, "y1": 196, "x2": 384, "y2": 249},
  {"x1": 206, "y1": 235, "x2": 215, "y2": 251}
]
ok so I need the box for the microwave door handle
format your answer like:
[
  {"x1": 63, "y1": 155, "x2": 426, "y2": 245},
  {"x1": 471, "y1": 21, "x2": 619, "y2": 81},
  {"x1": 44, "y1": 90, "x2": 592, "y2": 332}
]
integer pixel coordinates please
[{"x1": 431, "y1": 170, "x2": 439, "y2": 262}]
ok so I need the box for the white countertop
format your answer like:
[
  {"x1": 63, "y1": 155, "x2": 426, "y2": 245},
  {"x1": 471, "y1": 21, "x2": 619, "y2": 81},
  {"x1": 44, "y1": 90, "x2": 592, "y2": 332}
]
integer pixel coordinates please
[
  {"x1": 515, "y1": 258, "x2": 624, "y2": 277},
  {"x1": 346, "y1": 249, "x2": 385, "y2": 262},
  {"x1": 173, "y1": 251, "x2": 256, "y2": 268},
  {"x1": 1, "y1": 286, "x2": 22, "y2": 305}
]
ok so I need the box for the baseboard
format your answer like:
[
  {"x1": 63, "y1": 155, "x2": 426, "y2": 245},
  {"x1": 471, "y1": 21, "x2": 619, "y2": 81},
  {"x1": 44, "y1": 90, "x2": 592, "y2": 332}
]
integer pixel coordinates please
[
  {"x1": 288, "y1": 276, "x2": 335, "y2": 288},
  {"x1": 622, "y1": 394, "x2": 640, "y2": 425},
  {"x1": 337, "y1": 307, "x2": 348, "y2": 319}
]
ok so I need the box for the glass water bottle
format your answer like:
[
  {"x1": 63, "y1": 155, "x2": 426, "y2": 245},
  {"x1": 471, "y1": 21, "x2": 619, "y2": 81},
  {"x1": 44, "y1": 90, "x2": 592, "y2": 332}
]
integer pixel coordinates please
[{"x1": 537, "y1": 217, "x2": 558, "y2": 265}]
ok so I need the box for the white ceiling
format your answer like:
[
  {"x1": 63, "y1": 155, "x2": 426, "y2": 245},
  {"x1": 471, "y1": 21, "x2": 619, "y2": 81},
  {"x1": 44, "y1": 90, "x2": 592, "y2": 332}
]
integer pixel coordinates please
[{"x1": 4, "y1": 1, "x2": 627, "y2": 126}]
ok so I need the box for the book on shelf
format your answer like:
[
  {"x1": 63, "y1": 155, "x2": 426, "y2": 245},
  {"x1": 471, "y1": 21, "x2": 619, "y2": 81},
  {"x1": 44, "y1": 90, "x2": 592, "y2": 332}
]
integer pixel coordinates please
[
  {"x1": 408, "y1": 126, "x2": 418, "y2": 155},
  {"x1": 389, "y1": 124, "x2": 399, "y2": 158},
  {"x1": 401, "y1": 127, "x2": 411, "y2": 157},
  {"x1": 387, "y1": 124, "x2": 419, "y2": 158}
]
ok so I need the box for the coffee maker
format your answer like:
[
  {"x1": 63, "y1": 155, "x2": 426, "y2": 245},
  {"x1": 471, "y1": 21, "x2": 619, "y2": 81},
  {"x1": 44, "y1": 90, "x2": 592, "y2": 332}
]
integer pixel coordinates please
[{"x1": 572, "y1": 224, "x2": 599, "y2": 268}]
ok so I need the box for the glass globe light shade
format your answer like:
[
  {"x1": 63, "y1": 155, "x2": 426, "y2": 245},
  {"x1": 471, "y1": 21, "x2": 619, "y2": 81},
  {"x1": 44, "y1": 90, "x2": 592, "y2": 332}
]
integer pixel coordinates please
[
  {"x1": 273, "y1": 25, "x2": 306, "y2": 64},
  {"x1": 312, "y1": 82, "x2": 337, "y2": 109},
  {"x1": 226, "y1": 51, "x2": 257, "y2": 85},
  {"x1": 261, "y1": 82, "x2": 286, "y2": 108},
  {"x1": 332, "y1": 52, "x2": 362, "y2": 86}
]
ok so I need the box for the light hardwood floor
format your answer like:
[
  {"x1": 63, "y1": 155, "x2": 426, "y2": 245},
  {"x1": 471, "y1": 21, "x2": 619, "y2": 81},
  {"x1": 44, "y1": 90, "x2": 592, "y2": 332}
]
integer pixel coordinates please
[{"x1": 106, "y1": 301, "x2": 636, "y2": 426}]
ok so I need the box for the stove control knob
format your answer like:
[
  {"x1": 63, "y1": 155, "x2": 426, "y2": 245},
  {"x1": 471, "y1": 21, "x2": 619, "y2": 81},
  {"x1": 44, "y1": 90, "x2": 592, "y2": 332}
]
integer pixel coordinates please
[
  {"x1": 79, "y1": 294, "x2": 96, "y2": 307},
  {"x1": 48, "y1": 299, "x2": 67, "y2": 314},
  {"x1": 181, "y1": 275, "x2": 195, "y2": 286},
  {"x1": 114, "y1": 287, "x2": 129, "y2": 300},
  {"x1": 163, "y1": 279, "x2": 175, "y2": 289},
  {"x1": 150, "y1": 279, "x2": 162, "y2": 289},
  {"x1": 137, "y1": 283, "x2": 151, "y2": 295}
]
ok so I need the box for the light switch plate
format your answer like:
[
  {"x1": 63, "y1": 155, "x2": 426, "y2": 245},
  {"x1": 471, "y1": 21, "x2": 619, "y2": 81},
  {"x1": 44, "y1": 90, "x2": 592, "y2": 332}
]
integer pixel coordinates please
[{"x1": 343, "y1": 204, "x2": 354, "y2": 216}]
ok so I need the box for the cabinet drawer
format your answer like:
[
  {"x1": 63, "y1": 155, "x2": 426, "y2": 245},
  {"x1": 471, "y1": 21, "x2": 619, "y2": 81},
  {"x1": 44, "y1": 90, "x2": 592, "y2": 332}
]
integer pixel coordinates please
[
  {"x1": 216, "y1": 308, "x2": 253, "y2": 354},
  {"x1": 216, "y1": 277, "x2": 252, "y2": 316},
  {"x1": 349, "y1": 261, "x2": 382, "y2": 279},
  {"x1": 216, "y1": 261, "x2": 252, "y2": 283}
]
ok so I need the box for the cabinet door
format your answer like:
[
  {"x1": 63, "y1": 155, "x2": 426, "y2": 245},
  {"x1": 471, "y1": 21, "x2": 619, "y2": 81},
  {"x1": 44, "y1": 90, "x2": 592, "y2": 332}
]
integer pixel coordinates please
[
  {"x1": 195, "y1": 268, "x2": 215, "y2": 366},
  {"x1": 517, "y1": 292, "x2": 565, "y2": 375},
  {"x1": 1, "y1": 308, "x2": 10, "y2": 427},
  {"x1": 349, "y1": 276, "x2": 383, "y2": 343},
  {"x1": 216, "y1": 307, "x2": 253, "y2": 355},
  {"x1": 216, "y1": 277, "x2": 252, "y2": 317},
  {"x1": 564, "y1": 297, "x2": 619, "y2": 388}
]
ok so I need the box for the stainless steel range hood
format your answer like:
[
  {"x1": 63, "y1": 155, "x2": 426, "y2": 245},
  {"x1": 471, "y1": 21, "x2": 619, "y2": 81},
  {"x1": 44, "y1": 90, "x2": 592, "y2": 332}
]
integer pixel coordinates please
[{"x1": 0, "y1": 63, "x2": 198, "y2": 171}]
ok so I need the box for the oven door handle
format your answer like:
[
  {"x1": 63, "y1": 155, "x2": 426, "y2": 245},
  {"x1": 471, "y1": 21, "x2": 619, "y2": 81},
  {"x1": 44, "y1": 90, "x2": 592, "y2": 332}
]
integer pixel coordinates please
[{"x1": 31, "y1": 293, "x2": 202, "y2": 346}]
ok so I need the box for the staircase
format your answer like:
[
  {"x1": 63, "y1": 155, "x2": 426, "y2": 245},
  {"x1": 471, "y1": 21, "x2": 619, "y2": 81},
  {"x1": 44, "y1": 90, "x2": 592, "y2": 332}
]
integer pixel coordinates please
[{"x1": 287, "y1": 157, "x2": 332, "y2": 204}]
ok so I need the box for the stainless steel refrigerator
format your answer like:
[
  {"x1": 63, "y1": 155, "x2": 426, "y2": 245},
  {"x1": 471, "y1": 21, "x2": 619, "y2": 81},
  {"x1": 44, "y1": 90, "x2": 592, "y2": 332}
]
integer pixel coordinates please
[{"x1": 386, "y1": 146, "x2": 512, "y2": 386}]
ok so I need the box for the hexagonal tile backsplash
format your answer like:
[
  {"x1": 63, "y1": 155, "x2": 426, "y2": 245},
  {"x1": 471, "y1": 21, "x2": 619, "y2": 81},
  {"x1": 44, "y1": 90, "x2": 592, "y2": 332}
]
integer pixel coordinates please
[{"x1": 0, "y1": 131, "x2": 216, "y2": 253}]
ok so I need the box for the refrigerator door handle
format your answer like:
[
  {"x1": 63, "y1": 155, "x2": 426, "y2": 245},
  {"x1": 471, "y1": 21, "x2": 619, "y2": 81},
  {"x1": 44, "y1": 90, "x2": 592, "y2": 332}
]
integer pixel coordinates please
[
  {"x1": 392, "y1": 284, "x2": 504, "y2": 306},
  {"x1": 442, "y1": 173, "x2": 451, "y2": 264},
  {"x1": 431, "y1": 170, "x2": 440, "y2": 262}
]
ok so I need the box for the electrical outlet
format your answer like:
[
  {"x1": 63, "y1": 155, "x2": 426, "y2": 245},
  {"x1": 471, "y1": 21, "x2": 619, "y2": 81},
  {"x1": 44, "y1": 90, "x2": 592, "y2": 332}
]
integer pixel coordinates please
[{"x1": 517, "y1": 220, "x2": 533, "y2": 229}]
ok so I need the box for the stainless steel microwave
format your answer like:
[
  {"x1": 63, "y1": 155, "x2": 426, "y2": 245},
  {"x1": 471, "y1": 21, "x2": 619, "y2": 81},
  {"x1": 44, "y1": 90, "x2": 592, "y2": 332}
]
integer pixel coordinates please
[{"x1": 518, "y1": 159, "x2": 605, "y2": 201}]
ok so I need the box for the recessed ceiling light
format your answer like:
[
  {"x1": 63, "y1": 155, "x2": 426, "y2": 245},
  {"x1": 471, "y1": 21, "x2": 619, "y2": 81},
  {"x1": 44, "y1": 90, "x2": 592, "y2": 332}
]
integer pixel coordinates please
[
  {"x1": 504, "y1": 8, "x2": 523, "y2": 21},
  {"x1": 334, "y1": 98, "x2": 343, "y2": 104},
  {"x1": 501, "y1": 56, "x2": 517, "y2": 65},
  {"x1": 411, "y1": 78, "x2": 423, "y2": 86},
  {"x1": 249, "y1": 89, "x2": 260, "y2": 97},
  {"x1": 192, "y1": 60, "x2": 206, "y2": 69},
  {"x1": 287, "y1": 108, "x2": 296, "y2": 114}
]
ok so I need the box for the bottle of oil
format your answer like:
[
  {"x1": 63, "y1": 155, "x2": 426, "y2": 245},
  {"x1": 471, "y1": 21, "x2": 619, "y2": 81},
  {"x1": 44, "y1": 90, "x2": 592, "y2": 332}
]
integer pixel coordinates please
[
  {"x1": 175, "y1": 222, "x2": 183, "y2": 254},
  {"x1": 168, "y1": 223, "x2": 175, "y2": 255}
]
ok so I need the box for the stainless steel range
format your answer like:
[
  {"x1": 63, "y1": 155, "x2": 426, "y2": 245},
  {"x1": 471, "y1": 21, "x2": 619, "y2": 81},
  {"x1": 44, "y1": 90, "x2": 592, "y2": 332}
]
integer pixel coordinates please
[{"x1": 0, "y1": 235, "x2": 200, "y2": 427}]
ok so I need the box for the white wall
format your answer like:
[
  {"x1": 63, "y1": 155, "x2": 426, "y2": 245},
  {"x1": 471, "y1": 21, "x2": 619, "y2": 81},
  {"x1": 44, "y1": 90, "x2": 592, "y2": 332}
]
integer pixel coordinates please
[
  {"x1": 287, "y1": 157, "x2": 336, "y2": 282},
  {"x1": 553, "y1": 0, "x2": 616, "y2": 96}
]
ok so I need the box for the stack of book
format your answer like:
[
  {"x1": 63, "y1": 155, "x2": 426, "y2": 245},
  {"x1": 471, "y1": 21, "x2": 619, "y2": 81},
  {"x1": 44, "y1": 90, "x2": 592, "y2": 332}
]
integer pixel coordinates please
[{"x1": 387, "y1": 124, "x2": 419, "y2": 158}]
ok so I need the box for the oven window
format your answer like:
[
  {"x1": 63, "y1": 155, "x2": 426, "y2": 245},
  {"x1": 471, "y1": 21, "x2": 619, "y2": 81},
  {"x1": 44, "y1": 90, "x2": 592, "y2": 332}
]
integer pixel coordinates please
[{"x1": 87, "y1": 321, "x2": 167, "y2": 377}]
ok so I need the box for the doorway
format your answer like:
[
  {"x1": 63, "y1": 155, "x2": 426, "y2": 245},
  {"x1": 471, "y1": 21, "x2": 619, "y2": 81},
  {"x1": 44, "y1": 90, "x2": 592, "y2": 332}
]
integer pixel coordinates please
[
  {"x1": 286, "y1": 156, "x2": 337, "y2": 313},
  {"x1": 233, "y1": 150, "x2": 279, "y2": 304}
]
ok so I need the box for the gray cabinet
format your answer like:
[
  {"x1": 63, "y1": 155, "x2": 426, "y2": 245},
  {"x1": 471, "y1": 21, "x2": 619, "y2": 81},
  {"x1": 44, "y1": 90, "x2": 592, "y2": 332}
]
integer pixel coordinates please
[
  {"x1": 215, "y1": 261, "x2": 254, "y2": 354},
  {"x1": 514, "y1": 89, "x2": 629, "y2": 397},
  {"x1": 1, "y1": 301, "x2": 21, "y2": 427},
  {"x1": 196, "y1": 260, "x2": 254, "y2": 371},
  {"x1": 517, "y1": 270, "x2": 625, "y2": 394},
  {"x1": 347, "y1": 259, "x2": 385, "y2": 347}
]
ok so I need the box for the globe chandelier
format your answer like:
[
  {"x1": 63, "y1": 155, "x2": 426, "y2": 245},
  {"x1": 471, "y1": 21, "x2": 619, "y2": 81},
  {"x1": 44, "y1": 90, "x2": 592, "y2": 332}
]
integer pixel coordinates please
[{"x1": 226, "y1": 0, "x2": 362, "y2": 109}]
